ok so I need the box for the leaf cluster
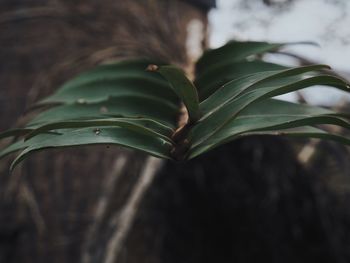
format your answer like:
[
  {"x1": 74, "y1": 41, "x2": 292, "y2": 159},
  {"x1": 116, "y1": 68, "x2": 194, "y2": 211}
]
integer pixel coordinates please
[{"x1": 1, "y1": 41, "x2": 350, "y2": 170}]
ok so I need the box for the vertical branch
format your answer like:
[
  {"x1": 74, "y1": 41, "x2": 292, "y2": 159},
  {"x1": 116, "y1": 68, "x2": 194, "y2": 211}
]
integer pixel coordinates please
[
  {"x1": 104, "y1": 156, "x2": 164, "y2": 263},
  {"x1": 19, "y1": 181, "x2": 46, "y2": 235},
  {"x1": 82, "y1": 155, "x2": 128, "y2": 263}
]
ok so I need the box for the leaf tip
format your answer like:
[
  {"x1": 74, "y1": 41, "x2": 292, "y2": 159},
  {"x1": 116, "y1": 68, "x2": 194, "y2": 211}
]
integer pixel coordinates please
[{"x1": 9, "y1": 160, "x2": 18, "y2": 173}]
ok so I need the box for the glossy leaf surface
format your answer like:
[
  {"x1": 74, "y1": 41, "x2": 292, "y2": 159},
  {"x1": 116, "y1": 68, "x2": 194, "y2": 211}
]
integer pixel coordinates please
[{"x1": 1, "y1": 41, "x2": 350, "y2": 169}]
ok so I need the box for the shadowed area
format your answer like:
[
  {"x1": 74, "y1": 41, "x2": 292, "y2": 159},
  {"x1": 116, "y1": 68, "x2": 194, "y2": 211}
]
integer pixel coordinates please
[{"x1": 129, "y1": 136, "x2": 350, "y2": 263}]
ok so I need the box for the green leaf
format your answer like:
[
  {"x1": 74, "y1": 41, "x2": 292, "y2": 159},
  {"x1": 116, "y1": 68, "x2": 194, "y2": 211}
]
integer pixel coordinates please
[
  {"x1": 154, "y1": 65, "x2": 200, "y2": 123},
  {"x1": 42, "y1": 59, "x2": 165, "y2": 94},
  {"x1": 0, "y1": 128, "x2": 35, "y2": 140},
  {"x1": 199, "y1": 126, "x2": 350, "y2": 159},
  {"x1": 266, "y1": 127, "x2": 350, "y2": 145},
  {"x1": 242, "y1": 126, "x2": 350, "y2": 143},
  {"x1": 8, "y1": 127, "x2": 173, "y2": 171},
  {"x1": 36, "y1": 59, "x2": 180, "y2": 118},
  {"x1": 25, "y1": 117, "x2": 173, "y2": 142},
  {"x1": 39, "y1": 77, "x2": 178, "y2": 105},
  {"x1": 0, "y1": 141, "x2": 28, "y2": 161},
  {"x1": 196, "y1": 41, "x2": 284, "y2": 75},
  {"x1": 191, "y1": 74, "x2": 349, "y2": 148},
  {"x1": 200, "y1": 64, "x2": 330, "y2": 116},
  {"x1": 0, "y1": 128, "x2": 61, "y2": 141},
  {"x1": 196, "y1": 61, "x2": 287, "y2": 99},
  {"x1": 2, "y1": 41, "x2": 350, "y2": 166},
  {"x1": 28, "y1": 97, "x2": 178, "y2": 129},
  {"x1": 189, "y1": 99, "x2": 350, "y2": 158}
]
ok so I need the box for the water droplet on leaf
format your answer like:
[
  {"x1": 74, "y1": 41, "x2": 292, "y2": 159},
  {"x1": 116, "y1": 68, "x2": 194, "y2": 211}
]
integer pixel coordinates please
[
  {"x1": 100, "y1": 106, "x2": 108, "y2": 113},
  {"x1": 94, "y1": 128, "x2": 101, "y2": 135},
  {"x1": 77, "y1": 98, "x2": 86, "y2": 104}
]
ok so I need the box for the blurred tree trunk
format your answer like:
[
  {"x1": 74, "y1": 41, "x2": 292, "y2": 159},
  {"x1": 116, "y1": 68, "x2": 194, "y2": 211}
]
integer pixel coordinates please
[
  {"x1": 0, "y1": 1, "x2": 208, "y2": 262},
  {"x1": 2, "y1": 1, "x2": 350, "y2": 263}
]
